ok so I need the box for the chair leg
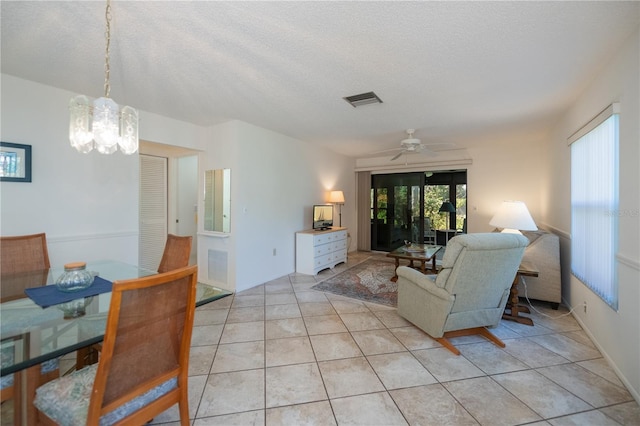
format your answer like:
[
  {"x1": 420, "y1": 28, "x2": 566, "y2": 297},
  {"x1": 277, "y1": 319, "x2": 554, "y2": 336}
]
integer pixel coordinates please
[{"x1": 436, "y1": 327, "x2": 506, "y2": 355}]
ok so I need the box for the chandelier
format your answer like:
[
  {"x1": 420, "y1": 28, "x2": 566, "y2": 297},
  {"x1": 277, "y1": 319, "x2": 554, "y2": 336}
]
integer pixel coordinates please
[{"x1": 69, "y1": 0, "x2": 138, "y2": 155}]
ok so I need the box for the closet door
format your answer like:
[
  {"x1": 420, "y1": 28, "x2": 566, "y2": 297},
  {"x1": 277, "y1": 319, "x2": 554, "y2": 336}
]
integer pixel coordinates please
[{"x1": 139, "y1": 155, "x2": 167, "y2": 270}]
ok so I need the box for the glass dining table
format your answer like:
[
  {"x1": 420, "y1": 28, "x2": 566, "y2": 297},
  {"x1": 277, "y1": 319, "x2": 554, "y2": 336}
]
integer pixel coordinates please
[{"x1": 1, "y1": 260, "x2": 231, "y2": 377}]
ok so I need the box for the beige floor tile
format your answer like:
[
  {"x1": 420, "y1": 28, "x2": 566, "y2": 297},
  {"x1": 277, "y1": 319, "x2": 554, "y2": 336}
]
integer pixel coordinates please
[
  {"x1": 390, "y1": 384, "x2": 479, "y2": 425},
  {"x1": 207, "y1": 295, "x2": 233, "y2": 309},
  {"x1": 309, "y1": 332, "x2": 363, "y2": 361},
  {"x1": 528, "y1": 310, "x2": 582, "y2": 333},
  {"x1": 292, "y1": 281, "x2": 319, "y2": 291},
  {"x1": 266, "y1": 400, "x2": 336, "y2": 426},
  {"x1": 232, "y1": 294, "x2": 265, "y2": 308},
  {"x1": 389, "y1": 326, "x2": 442, "y2": 350},
  {"x1": 197, "y1": 369, "x2": 265, "y2": 417},
  {"x1": 303, "y1": 314, "x2": 348, "y2": 335},
  {"x1": 295, "y1": 291, "x2": 330, "y2": 303},
  {"x1": 331, "y1": 392, "x2": 408, "y2": 426},
  {"x1": 266, "y1": 336, "x2": 316, "y2": 367},
  {"x1": 373, "y1": 309, "x2": 412, "y2": 328},
  {"x1": 318, "y1": 357, "x2": 384, "y2": 398},
  {"x1": 413, "y1": 347, "x2": 485, "y2": 382},
  {"x1": 265, "y1": 303, "x2": 301, "y2": 320},
  {"x1": 194, "y1": 410, "x2": 265, "y2": 425},
  {"x1": 235, "y1": 286, "x2": 264, "y2": 297},
  {"x1": 226, "y1": 306, "x2": 265, "y2": 323},
  {"x1": 444, "y1": 376, "x2": 542, "y2": 425},
  {"x1": 211, "y1": 341, "x2": 264, "y2": 373},
  {"x1": 189, "y1": 345, "x2": 217, "y2": 376},
  {"x1": 500, "y1": 319, "x2": 556, "y2": 337},
  {"x1": 264, "y1": 280, "x2": 294, "y2": 294},
  {"x1": 548, "y1": 409, "x2": 622, "y2": 425},
  {"x1": 459, "y1": 341, "x2": 530, "y2": 375},
  {"x1": 502, "y1": 337, "x2": 570, "y2": 368},
  {"x1": 299, "y1": 301, "x2": 337, "y2": 317},
  {"x1": 266, "y1": 363, "x2": 327, "y2": 408},
  {"x1": 290, "y1": 274, "x2": 319, "y2": 284},
  {"x1": 577, "y1": 357, "x2": 625, "y2": 387},
  {"x1": 492, "y1": 370, "x2": 592, "y2": 418},
  {"x1": 351, "y1": 329, "x2": 406, "y2": 355},
  {"x1": 367, "y1": 352, "x2": 437, "y2": 389},
  {"x1": 537, "y1": 363, "x2": 633, "y2": 408},
  {"x1": 219, "y1": 321, "x2": 265, "y2": 344},
  {"x1": 265, "y1": 292, "x2": 298, "y2": 306},
  {"x1": 599, "y1": 401, "x2": 640, "y2": 425},
  {"x1": 561, "y1": 330, "x2": 598, "y2": 349},
  {"x1": 486, "y1": 322, "x2": 523, "y2": 340},
  {"x1": 339, "y1": 311, "x2": 386, "y2": 331},
  {"x1": 329, "y1": 298, "x2": 370, "y2": 314},
  {"x1": 194, "y1": 308, "x2": 228, "y2": 326},
  {"x1": 364, "y1": 301, "x2": 395, "y2": 312},
  {"x1": 191, "y1": 324, "x2": 223, "y2": 346},
  {"x1": 266, "y1": 317, "x2": 308, "y2": 339},
  {"x1": 529, "y1": 333, "x2": 601, "y2": 362}
]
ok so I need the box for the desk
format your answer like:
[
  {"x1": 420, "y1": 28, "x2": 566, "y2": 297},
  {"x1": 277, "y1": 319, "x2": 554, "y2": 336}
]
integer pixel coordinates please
[
  {"x1": 502, "y1": 260, "x2": 539, "y2": 326},
  {"x1": 386, "y1": 244, "x2": 443, "y2": 282},
  {"x1": 1, "y1": 260, "x2": 231, "y2": 376}
]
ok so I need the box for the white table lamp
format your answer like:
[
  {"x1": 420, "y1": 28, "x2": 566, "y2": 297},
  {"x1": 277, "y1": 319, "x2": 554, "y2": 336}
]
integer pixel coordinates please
[{"x1": 489, "y1": 201, "x2": 537, "y2": 234}]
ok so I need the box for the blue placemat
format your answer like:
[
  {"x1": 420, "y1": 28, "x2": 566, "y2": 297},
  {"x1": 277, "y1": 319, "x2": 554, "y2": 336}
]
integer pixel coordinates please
[{"x1": 24, "y1": 276, "x2": 113, "y2": 308}]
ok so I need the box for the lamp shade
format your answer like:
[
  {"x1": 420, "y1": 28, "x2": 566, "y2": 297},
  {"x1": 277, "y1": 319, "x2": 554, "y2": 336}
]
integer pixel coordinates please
[
  {"x1": 439, "y1": 201, "x2": 455, "y2": 213},
  {"x1": 489, "y1": 201, "x2": 537, "y2": 233},
  {"x1": 328, "y1": 190, "x2": 345, "y2": 204}
]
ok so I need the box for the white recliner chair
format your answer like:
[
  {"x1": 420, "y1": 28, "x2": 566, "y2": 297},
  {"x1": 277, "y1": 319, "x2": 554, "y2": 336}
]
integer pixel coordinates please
[{"x1": 397, "y1": 232, "x2": 529, "y2": 355}]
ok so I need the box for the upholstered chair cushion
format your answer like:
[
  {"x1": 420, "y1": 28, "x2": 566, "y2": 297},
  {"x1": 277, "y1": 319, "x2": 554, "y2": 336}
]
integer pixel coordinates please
[{"x1": 33, "y1": 364, "x2": 177, "y2": 426}]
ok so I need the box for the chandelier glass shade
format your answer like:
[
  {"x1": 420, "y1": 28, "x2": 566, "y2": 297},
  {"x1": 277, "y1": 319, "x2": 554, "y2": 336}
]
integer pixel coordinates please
[{"x1": 69, "y1": 0, "x2": 138, "y2": 155}]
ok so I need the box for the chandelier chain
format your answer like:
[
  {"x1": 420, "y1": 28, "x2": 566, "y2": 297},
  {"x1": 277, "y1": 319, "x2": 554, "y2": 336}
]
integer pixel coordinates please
[{"x1": 103, "y1": 0, "x2": 112, "y2": 98}]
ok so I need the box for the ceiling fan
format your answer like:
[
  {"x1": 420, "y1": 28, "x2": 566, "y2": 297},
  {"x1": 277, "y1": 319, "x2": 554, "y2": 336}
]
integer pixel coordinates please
[{"x1": 382, "y1": 129, "x2": 452, "y2": 161}]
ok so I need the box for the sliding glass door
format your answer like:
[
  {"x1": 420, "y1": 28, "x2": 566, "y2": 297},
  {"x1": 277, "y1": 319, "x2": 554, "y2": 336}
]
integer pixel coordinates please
[{"x1": 371, "y1": 171, "x2": 467, "y2": 251}]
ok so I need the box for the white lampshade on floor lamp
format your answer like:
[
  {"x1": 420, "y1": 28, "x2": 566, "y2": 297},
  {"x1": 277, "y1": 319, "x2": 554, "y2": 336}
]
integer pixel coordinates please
[
  {"x1": 489, "y1": 201, "x2": 537, "y2": 234},
  {"x1": 328, "y1": 190, "x2": 345, "y2": 227}
]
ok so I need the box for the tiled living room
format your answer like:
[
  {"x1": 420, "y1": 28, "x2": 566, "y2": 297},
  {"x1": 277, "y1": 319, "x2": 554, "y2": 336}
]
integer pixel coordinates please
[{"x1": 142, "y1": 253, "x2": 639, "y2": 425}]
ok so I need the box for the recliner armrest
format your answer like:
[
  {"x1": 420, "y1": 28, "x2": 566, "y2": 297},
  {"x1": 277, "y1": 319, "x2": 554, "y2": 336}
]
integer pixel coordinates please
[{"x1": 396, "y1": 266, "x2": 452, "y2": 302}]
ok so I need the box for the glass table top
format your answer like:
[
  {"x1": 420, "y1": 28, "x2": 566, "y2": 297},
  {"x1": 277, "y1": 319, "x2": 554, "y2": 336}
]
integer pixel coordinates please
[{"x1": 1, "y1": 260, "x2": 231, "y2": 376}]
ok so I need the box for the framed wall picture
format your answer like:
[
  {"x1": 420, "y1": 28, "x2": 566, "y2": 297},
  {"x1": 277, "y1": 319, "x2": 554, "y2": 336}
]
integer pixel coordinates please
[{"x1": 0, "y1": 142, "x2": 32, "y2": 182}]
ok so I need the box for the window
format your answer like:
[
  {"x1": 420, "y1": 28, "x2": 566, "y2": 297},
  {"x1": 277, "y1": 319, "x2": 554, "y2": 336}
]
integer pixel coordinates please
[{"x1": 569, "y1": 104, "x2": 619, "y2": 310}]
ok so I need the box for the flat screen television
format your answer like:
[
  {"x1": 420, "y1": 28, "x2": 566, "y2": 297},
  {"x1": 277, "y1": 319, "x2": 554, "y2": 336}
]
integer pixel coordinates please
[{"x1": 313, "y1": 205, "x2": 333, "y2": 230}]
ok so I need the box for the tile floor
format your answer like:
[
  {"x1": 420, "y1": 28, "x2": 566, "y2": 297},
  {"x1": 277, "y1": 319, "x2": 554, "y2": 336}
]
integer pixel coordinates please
[{"x1": 8, "y1": 252, "x2": 640, "y2": 425}]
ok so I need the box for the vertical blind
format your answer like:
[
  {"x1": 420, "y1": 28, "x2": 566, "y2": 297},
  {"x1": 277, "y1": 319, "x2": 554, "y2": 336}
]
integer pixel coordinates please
[{"x1": 569, "y1": 104, "x2": 619, "y2": 310}]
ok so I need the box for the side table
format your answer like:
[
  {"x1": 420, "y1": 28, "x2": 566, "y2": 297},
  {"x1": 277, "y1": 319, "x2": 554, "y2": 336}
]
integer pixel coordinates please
[{"x1": 502, "y1": 260, "x2": 539, "y2": 326}]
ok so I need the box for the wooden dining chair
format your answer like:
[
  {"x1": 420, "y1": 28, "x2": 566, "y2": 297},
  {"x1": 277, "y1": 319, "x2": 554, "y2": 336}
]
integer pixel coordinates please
[
  {"x1": 157, "y1": 234, "x2": 193, "y2": 273},
  {"x1": 34, "y1": 265, "x2": 198, "y2": 426},
  {"x1": 76, "y1": 234, "x2": 193, "y2": 371},
  {"x1": 0, "y1": 232, "x2": 58, "y2": 425}
]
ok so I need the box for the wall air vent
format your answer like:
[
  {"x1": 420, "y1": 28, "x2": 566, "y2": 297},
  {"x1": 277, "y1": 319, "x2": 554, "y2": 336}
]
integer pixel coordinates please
[{"x1": 343, "y1": 91, "x2": 383, "y2": 108}]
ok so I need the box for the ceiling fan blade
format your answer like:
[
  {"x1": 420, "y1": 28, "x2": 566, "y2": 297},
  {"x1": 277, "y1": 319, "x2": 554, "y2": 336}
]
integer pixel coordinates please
[{"x1": 390, "y1": 151, "x2": 404, "y2": 161}]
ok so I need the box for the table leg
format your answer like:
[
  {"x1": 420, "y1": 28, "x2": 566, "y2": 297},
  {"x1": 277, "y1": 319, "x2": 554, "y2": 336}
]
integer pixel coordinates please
[
  {"x1": 502, "y1": 273, "x2": 534, "y2": 326},
  {"x1": 391, "y1": 258, "x2": 400, "y2": 282}
]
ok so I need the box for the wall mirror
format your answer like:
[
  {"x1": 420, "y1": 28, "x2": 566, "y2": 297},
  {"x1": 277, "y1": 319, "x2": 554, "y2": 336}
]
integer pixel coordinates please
[{"x1": 204, "y1": 168, "x2": 231, "y2": 233}]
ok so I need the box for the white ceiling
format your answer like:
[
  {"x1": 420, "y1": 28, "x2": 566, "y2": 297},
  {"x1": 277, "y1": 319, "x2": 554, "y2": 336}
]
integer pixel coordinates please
[{"x1": 2, "y1": 1, "x2": 639, "y2": 158}]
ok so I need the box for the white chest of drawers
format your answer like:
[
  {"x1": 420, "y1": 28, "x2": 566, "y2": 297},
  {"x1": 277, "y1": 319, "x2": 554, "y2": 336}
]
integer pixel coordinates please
[{"x1": 295, "y1": 227, "x2": 348, "y2": 275}]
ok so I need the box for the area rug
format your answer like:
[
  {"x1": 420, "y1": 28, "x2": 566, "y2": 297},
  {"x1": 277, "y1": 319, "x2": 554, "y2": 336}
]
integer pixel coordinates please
[{"x1": 311, "y1": 258, "x2": 398, "y2": 306}]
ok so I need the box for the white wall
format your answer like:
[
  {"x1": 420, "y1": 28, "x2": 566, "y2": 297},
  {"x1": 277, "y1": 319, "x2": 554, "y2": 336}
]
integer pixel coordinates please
[
  {"x1": 543, "y1": 29, "x2": 640, "y2": 401},
  {"x1": 198, "y1": 120, "x2": 355, "y2": 292},
  {"x1": 0, "y1": 75, "x2": 206, "y2": 266}
]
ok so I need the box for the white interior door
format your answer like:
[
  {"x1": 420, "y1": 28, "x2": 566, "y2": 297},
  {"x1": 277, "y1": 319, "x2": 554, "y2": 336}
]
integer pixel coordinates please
[
  {"x1": 177, "y1": 155, "x2": 198, "y2": 264},
  {"x1": 139, "y1": 155, "x2": 168, "y2": 270}
]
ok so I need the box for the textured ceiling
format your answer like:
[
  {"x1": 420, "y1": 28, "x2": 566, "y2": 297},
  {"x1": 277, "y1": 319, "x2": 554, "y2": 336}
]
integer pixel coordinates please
[{"x1": 2, "y1": 1, "x2": 639, "y2": 157}]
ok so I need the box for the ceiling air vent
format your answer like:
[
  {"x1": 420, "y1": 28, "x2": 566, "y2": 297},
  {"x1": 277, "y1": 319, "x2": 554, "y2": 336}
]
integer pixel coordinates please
[{"x1": 343, "y1": 91, "x2": 383, "y2": 108}]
